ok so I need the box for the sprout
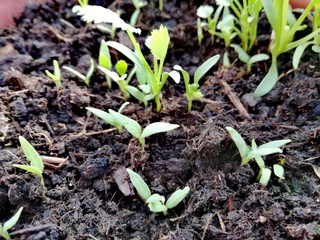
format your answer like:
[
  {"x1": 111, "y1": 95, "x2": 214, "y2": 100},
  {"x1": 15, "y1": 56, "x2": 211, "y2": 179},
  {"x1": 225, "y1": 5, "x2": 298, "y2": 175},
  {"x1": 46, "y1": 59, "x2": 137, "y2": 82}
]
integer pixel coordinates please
[{"x1": 0, "y1": 207, "x2": 23, "y2": 240}]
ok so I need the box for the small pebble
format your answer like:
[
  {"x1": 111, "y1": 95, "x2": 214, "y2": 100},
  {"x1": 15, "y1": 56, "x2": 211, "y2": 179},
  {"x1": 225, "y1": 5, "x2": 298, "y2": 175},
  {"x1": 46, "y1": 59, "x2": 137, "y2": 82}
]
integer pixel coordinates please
[{"x1": 78, "y1": 157, "x2": 108, "y2": 179}]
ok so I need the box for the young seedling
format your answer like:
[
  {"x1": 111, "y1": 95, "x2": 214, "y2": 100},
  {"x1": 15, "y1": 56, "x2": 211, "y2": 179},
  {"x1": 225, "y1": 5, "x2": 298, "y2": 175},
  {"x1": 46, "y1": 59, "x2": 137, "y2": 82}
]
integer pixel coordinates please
[
  {"x1": 226, "y1": 126, "x2": 291, "y2": 185},
  {"x1": 254, "y1": 0, "x2": 320, "y2": 98},
  {"x1": 63, "y1": 58, "x2": 95, "y2": 87},
  {"x1": 111, "y1": 110, "x2": 179, "y2": 150},
  {"x1": 0, "y1": 207, "x2": 23, "y2": 240},
  {"x1": 211, "y1": 6, "x2": 237, "y2": 47},
  {"x1": 13, "y1": 136, "x2": 45, "y2": 190},
  {"x1": 130, "y1": 0, "x2": 147, "y2": 26},
  {"x1": 98, "y1": 60, "x2": 136, "y2": 100},
  {"x1": 173, "y1": 54, "x2": 220, "y2": 112},
  {"x1": 87, "y1": 106, "x2": 179, "y2": 150},
  {"x1": 231, "y1": 44, "x2": 269, "y2": 72},
  {"x1": 126, "y1": 169, "x2": 190, "y2": 215},
  {"x1": 74, "y1": 6, "x2": 180, "y2": 111},
  {"x1": 86, "y1": 102, "x2": 129, "y2": 133},
  {"x1": 45, "y1": 60, "x2": 61, "y2": 88},
  {"x1": 197, "y1": 4, "x2": 224, "y2": 45}
]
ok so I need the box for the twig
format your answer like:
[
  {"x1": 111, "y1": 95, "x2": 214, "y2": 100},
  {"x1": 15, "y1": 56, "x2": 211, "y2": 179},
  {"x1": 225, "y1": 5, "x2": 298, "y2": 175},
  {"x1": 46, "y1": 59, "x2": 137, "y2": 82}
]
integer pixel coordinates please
[{"x1": 10, "y1": 224, "x2": 54, "y2": 237}]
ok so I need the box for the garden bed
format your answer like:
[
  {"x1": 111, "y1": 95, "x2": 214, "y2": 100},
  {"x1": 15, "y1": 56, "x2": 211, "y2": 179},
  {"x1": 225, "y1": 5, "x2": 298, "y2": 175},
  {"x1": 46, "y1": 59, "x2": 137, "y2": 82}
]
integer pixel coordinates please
[{"x1": 0, "y1": 0, "x2": 319, "y2": 239}]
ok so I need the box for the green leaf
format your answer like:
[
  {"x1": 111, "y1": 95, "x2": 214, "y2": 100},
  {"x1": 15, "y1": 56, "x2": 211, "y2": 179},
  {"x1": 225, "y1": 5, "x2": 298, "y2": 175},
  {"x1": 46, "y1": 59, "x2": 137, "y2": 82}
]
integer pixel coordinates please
[
  {"x1": 174, "y1": 65, "x2": 190, "y2": 86},
  {"x1": 259, "y1": 139, "x2": 291, "y2": 149},
  {"x1": 231, "y1": 44, "x2": 250, "y2": 63},
  {"x1": 248, "y1": 54, "x2": 270, "y2": 64},
  {"x1": 53, "y1": 60, "x2": 61, "y2": 82},
  {"x1": 140, "y1": 122, "x2": 179, "y2": 139},
  {"x1": 225, "y1": 127, "x2": 251, "y2": 165},
  {"x1": 261, "y1": 0, "x2": 278, "y2": 31},
  {"x1": 99, "y1": 40, "x2": 111, "y2": 69},
  {"x1": 109, "y1": 110, "x2": 141, "y2": 138},
  {"x1": 85, "y1": 58, "x2": 95, "y2": 86},
  {"x1": 259, "y1": 167, "x2": 272, "y2": 186},
  {"x1": 166, "y1": 186, "x2": 190, "y2": 209},
  {"x1": 223, "y1": 52, "x2": 231, "y2": 68},
  {"x1": 13, "y1": 164, "x2": 43, "y2": 177},
  {"x1": 148, "y1": 201, "x2": 167, "y2": 213},
  {"x1": 247, "y1": 148, "x2": 282, "y2": 160},
  {"x1": 197, "y1": 5, "x2": 214, "y2": 18},
  {"x1": 126, "y1": 168, "x2": 151, "y2": 200},
  {"x1": 161, "y1": 70, "x2": 180, "y2": 84},
  {"x1": 86, "y1": 107, "x2": 116, "y2": 126},
  {"x1": 125, "y1": 86, "x2": 145, "y2": 102},
  {"x1": 18, "y1": 136, "x2": 43, "y2": 172},
  {"x1": 63, "y1": 66, "x2": 86, "y2": 80},
  {"x1": 3, "y1": 207, "x2": 23, "y2": 232},
  {"x1": 194, "y1": 55, "x2": 220, "y2": 83},
  {"x1": 253, "y1": 58, "x2": 278, "y2": 99},
  {"x1": 146, "y1": 194, "x2": 165, "y2": 204},
  {"x1": 292, "y1": 42, "x2": 312, "y2": 69},
  {"x1": 273, "y1": 164, "x2": 285, "y2": 179},
  {"x1": 145, "y1": 25, "x2": 170, "y2": 61},
  {"x1": 115, "y1": 60, "x2": 128, "y2": 76}
]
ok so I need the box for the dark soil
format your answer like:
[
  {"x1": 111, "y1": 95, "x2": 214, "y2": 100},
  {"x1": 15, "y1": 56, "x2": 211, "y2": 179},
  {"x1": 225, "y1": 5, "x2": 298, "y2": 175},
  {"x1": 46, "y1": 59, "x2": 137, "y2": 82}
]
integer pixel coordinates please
[{"x1": 0, "y1": 0, "x2": 319, "y2": 239}]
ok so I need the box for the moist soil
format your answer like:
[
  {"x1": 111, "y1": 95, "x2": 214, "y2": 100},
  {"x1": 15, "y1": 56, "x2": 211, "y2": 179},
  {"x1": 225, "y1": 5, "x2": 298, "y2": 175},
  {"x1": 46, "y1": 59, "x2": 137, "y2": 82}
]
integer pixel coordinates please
[{"x1": 0, "y1": 0, "x2": 319, "y2": 239}]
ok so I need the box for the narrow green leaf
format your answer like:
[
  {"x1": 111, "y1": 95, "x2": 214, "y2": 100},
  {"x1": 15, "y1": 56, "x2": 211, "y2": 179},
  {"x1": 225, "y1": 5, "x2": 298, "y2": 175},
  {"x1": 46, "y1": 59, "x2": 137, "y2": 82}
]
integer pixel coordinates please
[
  {"x1": 247, "y1": 148, "x2": 282, "y2": 160},
  {"x1": 194, "y1": 55, "x2": 220, "y2": 83},
  {"x1": 253, "y1": 58, "x2": 278, "y2": 99},
  {"x1": 273, "y1": 164, "x2": 285, "y2": 179},
  {"x1": 18, "y1": 136, "x2": 43, "y2": 172},
  {"x1": 259, "y1": 139, "x2": 291, "y2": 149},
  {"x1": 248, "y1": 54, "x2": 270, "y2": 64},
  {"x1": 259, "y1": 167, "x2": 272, "y2": 186},
  {"x1": 85, "y1": 58, "x2": 95, "y2": 86},
  {"x1": 140, "y1": 122, "x2": 179, "y2": 139},
  {"x1": 166, "y1": 186, "x2": 190, "y2": 209},
  {"x1": 126, "y1": 168, "x2": 151, "y2": 200},
  {"x1": 109, "y1": 110, "x2": 141, "y2": 138},
  {"x1": 3, "y1": 207, "x2": 23, "y2": 232},
  {"x1": 231, "y1": 44, "x2": 250, "y2": 63},
  {"x1": 292, "y1": 42, "x2": 312, "y2": 69},
  {"x1": 86, "y1": 107, "x2": 115, "y2": 126},
  {"x1": 261, "y1": 0, "x2": 278, "y2": 32},
  {"x1": 126, "y1": 86, "x2": 145, "y2": 102},
  {"x1": 225, "y1": 127, "x2": 251, "y2": 165},
  {"x1": 53, "y1": 60, "x2": 61, "y2": 82},
  {"x1": 63, "y1": 66, "x2": 86, "y2": 80},
  {"x1": 13, "y1": 164, "x2": 42, "y2": 177}
]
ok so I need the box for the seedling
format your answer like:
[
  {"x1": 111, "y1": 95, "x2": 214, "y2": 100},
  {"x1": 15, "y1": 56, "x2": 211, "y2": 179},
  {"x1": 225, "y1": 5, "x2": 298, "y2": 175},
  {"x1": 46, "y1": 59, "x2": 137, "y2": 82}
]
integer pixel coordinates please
[
  {"x1": 173, "y1": 54, "x2": 220, "y2": 112},
  {"x1": 13, "y1": 136, "x2": 45, "y2": 190},
  {"x1": 107, "y1": 24, "x2": 180, "y2": 111},
  {"x1": 87, "y1": 106, "x2": 179, "y2": 150},
  {"x1": 86, "y1": 102, "x2": 129, "y2": 133},
  {"x1": 0, "y1": 207, "x2": 23, "y2": 240},
  {"x1": 231, "y1": 44, "x2": 269, "y2": 72},
  {"x1": 74, "y1": 6, "x2": 179, "y2": 112},
  {"x1": 98, "y1": 60, "x2": 136, "y2": 100},
  {"x1": 63, "y1": 58, "x2": 95, "y2": 87},
  {"x1": 45, "y1": 60, "x2": 61, "y2": 88},
  {"x1": 130, "y1": 0, "x2": 147, "y2": 26},
  {"x1": 211, "y1": 6, "x2": 237, "y2": 47},
  {"x1": 254, "y1": 0, "x2": 320, "y2": 98},
  {"x1": 197, "y1": 5, "x2": 224, "y2": 45},
  {"x1": 126, "y1": 169, "x2": 190, "y2": 215},
  {"x1": 226, "y1": 126, "x2": 291, "y2": 185}
]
